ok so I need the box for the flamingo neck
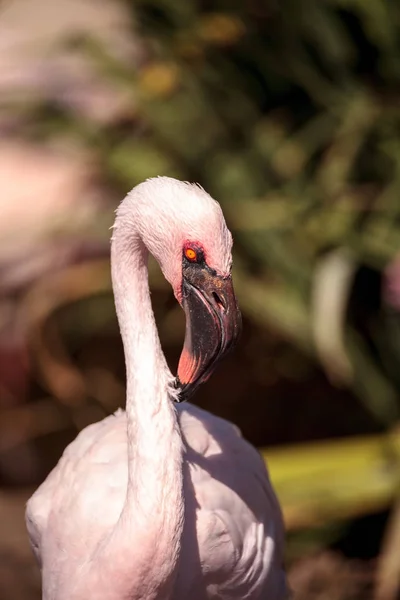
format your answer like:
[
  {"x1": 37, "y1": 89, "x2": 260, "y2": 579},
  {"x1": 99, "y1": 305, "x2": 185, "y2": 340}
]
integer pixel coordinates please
[{"x1": 110, "y1": 218, "x2": 184, "y2": 600}]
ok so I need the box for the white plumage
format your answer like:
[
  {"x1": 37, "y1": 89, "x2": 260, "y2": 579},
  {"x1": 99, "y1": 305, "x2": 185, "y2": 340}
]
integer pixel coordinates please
[{"x1": 26, "y1": 177, "x2": 287, "y2": 599}]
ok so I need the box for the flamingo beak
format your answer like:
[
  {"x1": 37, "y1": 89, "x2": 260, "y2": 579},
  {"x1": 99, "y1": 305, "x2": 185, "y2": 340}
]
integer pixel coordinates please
[{"x1": 174, "y1": 267, "x2": 242, "y2": 402}]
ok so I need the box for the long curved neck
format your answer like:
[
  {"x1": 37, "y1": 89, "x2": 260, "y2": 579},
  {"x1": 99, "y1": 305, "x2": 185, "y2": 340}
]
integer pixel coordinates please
[{"x1": 108, "y1": 214, "x2": 184, "y2": 600}]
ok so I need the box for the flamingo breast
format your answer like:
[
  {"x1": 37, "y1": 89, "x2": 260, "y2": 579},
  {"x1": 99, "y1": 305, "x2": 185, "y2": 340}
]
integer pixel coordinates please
[{"x1": 26, "y1": 405, "x2": 286, "y2": 600}]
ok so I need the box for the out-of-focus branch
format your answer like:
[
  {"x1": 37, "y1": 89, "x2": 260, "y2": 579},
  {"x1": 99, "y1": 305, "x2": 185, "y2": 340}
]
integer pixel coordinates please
[
  {"x1": 264, "y1": 431, "x2": 400, "y2": 532},
  {"x1": 19, "y1": 259, "x2": 112, "y2": 407},
  {"x1": 375, "y1": 488, "x2": 400, "y2": 600}
]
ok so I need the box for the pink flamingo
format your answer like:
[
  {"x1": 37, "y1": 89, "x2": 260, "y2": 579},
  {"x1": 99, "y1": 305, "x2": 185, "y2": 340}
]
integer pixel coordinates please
[{"x1": 26, "y1": 177, "x2": 286, "y2": 599}]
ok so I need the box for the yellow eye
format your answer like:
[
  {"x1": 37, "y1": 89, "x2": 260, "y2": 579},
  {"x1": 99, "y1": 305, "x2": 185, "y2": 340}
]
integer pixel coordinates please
[{"x1": 185, "y1": 247, "x2": 197, "y2": 261}]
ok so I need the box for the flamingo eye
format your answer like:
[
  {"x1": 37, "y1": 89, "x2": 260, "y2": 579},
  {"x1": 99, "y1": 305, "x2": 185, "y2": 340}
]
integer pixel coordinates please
[{"x1": 185, "y1": 247, "x2": 197, "y2": 262}]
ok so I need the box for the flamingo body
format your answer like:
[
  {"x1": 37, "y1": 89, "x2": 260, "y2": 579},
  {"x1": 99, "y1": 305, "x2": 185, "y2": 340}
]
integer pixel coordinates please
[
  {"x1": 26, "y1": 177, "x2": 287, "y2": 599},
  {"x1": 27, "y1": 404, "x2": 285, "y2": 599}
]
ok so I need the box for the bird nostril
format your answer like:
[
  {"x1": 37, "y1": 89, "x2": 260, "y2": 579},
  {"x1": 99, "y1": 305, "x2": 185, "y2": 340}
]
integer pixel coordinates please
[{"x1": 212, "y1": 292, "x2": 225, "y2": 312}]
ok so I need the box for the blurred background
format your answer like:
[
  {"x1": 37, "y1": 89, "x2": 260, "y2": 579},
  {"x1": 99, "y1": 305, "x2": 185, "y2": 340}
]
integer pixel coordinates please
[{"x1": 1, "y1": 0, "x2": 400, "y2": 598}]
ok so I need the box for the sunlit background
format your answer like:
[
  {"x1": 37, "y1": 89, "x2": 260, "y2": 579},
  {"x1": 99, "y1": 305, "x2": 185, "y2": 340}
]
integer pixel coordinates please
[{"x1": 1, "y1": 0, "x2": 400, "y2": 598}]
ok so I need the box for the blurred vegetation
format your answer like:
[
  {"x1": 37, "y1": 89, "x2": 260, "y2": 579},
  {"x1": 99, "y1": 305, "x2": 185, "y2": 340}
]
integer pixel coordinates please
[
  {"x1": 38, "y1": 0, "x2": 400, "y2": 427},
  {"x1": 2, "y1": 0, "x2": 400, "y2": 598}
]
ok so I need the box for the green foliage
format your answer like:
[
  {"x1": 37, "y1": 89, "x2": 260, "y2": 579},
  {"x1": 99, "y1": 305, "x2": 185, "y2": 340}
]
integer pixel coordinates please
[
  {"x1": 122, "y1": 0, "x2": 400, "y2": 426},
  {"x1": 11, "y1": 0, "x2": 400, "y2": 424}
]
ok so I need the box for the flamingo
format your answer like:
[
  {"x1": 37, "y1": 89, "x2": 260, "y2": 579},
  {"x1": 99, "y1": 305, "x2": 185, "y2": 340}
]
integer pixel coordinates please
[{"x1": 26, "y1": 177, "x2": 287, "y2": 600}]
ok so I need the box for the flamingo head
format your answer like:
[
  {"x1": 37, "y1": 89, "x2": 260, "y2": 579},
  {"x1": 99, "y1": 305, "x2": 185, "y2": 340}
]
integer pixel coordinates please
[
  {"x1": 128, "y1": 177, "x2": 242, "y2": 402},
  {"x1": 174, "y1": 238, "x2": 242, "y2": 402}
]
